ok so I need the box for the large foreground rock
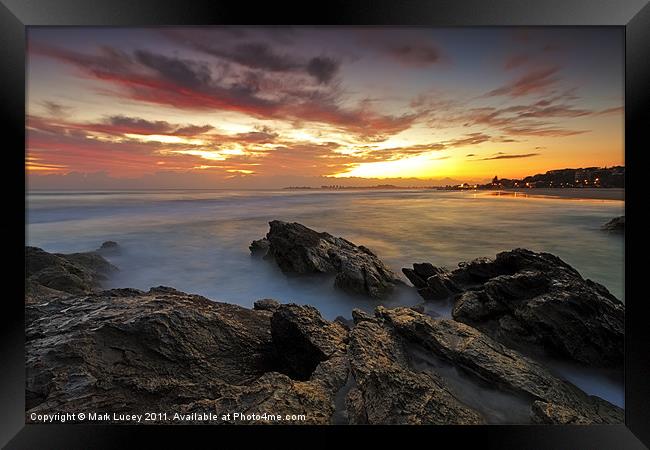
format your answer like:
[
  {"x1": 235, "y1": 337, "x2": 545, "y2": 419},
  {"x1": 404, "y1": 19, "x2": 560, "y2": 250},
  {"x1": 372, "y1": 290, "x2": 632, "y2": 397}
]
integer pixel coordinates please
[
  {"x1": 251, "y1": 221, "x2": 403, "y2": 299},
  {"x1": 26, "y1": 288, "x2": 350, "y2": 424},
  {"x1": 26, "y1": 292, "x2": 622, "y2": 424},
  {"x1": 403, "y1": 249, "x2": 624, "y2": 368}
]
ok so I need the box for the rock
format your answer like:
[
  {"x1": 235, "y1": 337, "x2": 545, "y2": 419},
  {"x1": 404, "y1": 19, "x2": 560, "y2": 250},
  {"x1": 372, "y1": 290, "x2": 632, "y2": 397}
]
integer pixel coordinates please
[
  {"x1": 251, "y1": 221, "x2": 403, "y2": 299},
  {"x1": 601, "y1": 216, "x2": 624, "y2": 233},
  {"x1": 405, "y1": 249, "x2": 624, "y2": 368},
  {"x1": 26, "y1": 246, "x2": 117, "y2": 297},
  {"x1": 253, "y1": 298, "x2": 280, "y2": 311},
  {"x1": 376, "y1": 307, "x2": 623, "y2": 424},
  {"x1": 351, "y1": 308, "x2": 373, "y2": 324},
  {"x1": 403, "y1": 264, "x2": 461, "y2": 300},
  {"x1": 96, "y1": 240, "x2": 121, "y2": 255},
  {"x1": 347, "y1": 314, "x2": 484, "y2": 424},
  {"x1": 25, "y1": 279, "x2": 68, "y2": 304},
  {"x1": 25, "y1": 282, "x2": 622, "y2": 424},
  {"x1": 270, "y1": 304, "x2": 348, "y2": 381},
  {"x1": 334, "y1": 316, "x2": 352, "y2": 329},
  {"x1": 26, "y1": 250, "x2": 621, "y2": 424},
  {"x1": 409, "y1": 303, "x2": 425, "y2": 314},
  {"x1": 26, "y1": 289, "x2": 348, "y2": 424},
  {"x1": 249, "y1": 238, "x2": 270, "y2": 256}
]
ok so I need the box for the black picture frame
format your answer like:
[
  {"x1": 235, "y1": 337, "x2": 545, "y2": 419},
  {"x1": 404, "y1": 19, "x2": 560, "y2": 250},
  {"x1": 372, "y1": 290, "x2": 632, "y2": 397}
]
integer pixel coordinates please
[{"x1": 2, "y1": 0, "x2": 648, "y2": 448}]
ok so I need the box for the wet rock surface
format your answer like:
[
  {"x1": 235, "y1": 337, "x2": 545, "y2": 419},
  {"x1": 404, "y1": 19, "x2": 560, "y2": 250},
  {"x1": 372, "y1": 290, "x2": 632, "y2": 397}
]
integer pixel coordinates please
[
  {"x1": 26, "y1": 245, "x2": 117, "y2": 299},
  {"x1": 26, "y1": 286, "x2": 350, "y2": 424},
  {"x1": 404, "y1": 249, "x2": 624, "y2": 368},
  {"x1": 251, "y1": 220, "x2": 403, "y2": 299},
  {"x1": 25, "y1": 246, "x2": 623, "y2": 424},
  {"x1": 376, "y1": 307, "x2": 623, "y2": 424}
]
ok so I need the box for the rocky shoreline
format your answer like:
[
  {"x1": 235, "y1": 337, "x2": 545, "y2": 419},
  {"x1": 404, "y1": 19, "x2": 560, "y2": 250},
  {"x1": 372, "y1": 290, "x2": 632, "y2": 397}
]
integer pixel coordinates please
[{"x1": 25, "y1": 221, "x2": 625, "y2": 425}]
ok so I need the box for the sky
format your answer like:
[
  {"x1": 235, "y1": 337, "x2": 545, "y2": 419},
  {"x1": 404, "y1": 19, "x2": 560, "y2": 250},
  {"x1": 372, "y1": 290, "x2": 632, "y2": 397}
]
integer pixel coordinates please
[{"x1": 26, "y1": 27, "x2": 624, "y2": 189}]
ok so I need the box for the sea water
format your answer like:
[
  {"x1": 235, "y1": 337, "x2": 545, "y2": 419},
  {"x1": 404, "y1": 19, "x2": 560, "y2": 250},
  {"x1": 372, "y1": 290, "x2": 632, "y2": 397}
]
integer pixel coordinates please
[{"x1": 26, "y1": 188, "x2": 625, "y2": 407}]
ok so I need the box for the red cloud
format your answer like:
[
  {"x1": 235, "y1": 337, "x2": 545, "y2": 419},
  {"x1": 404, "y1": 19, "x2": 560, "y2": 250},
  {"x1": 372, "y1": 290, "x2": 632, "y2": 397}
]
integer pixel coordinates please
[
  {"x1": 30, "y1": 42, "x2": 416, "y2": 141},
  {"x1": 487, "y1": 66, "x2": 560, "y2": 97}
]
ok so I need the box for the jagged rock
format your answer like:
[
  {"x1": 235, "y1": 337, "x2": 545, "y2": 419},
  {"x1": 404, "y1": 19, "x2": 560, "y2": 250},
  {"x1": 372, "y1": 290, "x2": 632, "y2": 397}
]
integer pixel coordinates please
[
  {"x1": 348, "y1": 314, "x2": 484, "y2": 424},
  {"x1": 249, "y1": 238, "x2": 270, "y2": 256},
  {"x1": 25, "y1": 279, "x2": 68, "y2": 304},
  {"x1": 26, "y1": 249, "x2": 622, "y2": 425},
  {"x1": 270, "y1": 304, "x2": 348, "y2": 380},
  {"x1": 26, "y1": 289, "x2": 349, "y2": 424},
  {"x1": 26, "y1": 246, "x2": 117, "y2": 297},
  {"x1": 251, "y1": 221, "x2": 403, "y2": 299},
  {"x1": 405, "y1": 249, "x2": 624, "y2": 368},
  {"x1": 351, "y1": 308, "x2": 373, "y2": 324},
  {"x1": 376, "y1": 307, "x2": 623, "y2": 424},
  {"x1": 253, "y1": 298, "x2": 280, "y2": 311},
  {"x1": 601, "y1": 216, "x2": 624, "y2": 233}
]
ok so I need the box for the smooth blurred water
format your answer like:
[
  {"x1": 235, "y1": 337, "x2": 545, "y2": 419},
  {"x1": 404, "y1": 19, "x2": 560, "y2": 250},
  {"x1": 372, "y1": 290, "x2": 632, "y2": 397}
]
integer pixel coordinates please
[
  {"x1": 26, "y1": 188, "x2": 625, "y2": 313},
  {"x1": 26, "y1": 188, "x2": 625, "y2": 407}
]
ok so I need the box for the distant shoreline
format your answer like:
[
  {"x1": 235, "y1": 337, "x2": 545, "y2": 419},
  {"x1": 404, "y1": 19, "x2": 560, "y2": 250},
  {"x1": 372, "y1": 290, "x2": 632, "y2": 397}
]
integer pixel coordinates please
[
  {"x1": 487, "y1": 188, "x2": 624, "y2": 201},
  {"x1": 27, "y1": 186, "x2": 626, "y2": 201}
]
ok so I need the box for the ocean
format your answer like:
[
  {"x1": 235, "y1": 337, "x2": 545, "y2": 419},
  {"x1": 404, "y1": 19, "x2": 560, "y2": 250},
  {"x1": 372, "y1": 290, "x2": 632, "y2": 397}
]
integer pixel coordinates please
[{"x1": 26, "y1": 188, "x2": 625, "y2": 407}]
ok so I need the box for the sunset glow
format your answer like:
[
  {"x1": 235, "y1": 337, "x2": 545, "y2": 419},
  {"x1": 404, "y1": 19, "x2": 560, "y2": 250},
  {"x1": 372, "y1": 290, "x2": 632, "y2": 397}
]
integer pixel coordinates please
[{"x1": 26, "y1": 27, "x2": 624, "y2": 188}]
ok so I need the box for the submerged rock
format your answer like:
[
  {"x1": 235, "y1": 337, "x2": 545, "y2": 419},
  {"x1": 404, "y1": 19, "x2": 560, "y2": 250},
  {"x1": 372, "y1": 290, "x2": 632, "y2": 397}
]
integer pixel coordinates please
[
  {"x1": 251, "y1": 220, "x2": 403, "y2": 299},
  {"x1": 26, "y1": 246, "x2": 117, "y2": 298},
  {"x1": 404, "y1": 249, "x2": 624, "y2": 368},
  {"x1": 601, "y1": 216, "x2": 624, "y2": 233}
]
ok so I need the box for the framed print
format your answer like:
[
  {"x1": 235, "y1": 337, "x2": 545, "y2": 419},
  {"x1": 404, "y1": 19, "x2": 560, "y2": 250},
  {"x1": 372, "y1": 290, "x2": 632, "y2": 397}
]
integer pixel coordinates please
[{"x1": 1, "y1": 0, "x2": 649, "y2": 448}]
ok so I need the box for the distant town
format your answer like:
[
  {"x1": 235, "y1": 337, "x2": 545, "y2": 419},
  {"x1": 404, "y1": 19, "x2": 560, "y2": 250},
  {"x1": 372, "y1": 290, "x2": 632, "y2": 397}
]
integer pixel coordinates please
[
  {"x1": 283, "y1": 166, "x2": 625, "y2": 191},
  {"x1": 441, "y1": 166, "x2": 624, "y2": 191}
]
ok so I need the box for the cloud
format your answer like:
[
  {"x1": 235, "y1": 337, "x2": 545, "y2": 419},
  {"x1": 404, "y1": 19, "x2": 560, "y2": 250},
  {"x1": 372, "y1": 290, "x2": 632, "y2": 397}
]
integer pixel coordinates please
[
  {"x1": 387, "y1": 43, "x2": 442, "y2": 67},
  {"x1": 449, "y1": 92, "x2": 599, "y2": 137},
  {"x1": 134, "y1": 50, "x2": 212, "y2": 90},
  {"x1": 504, "y1": 54, "x2": 529, "y2": 70},
  {"x1": 164, "y1": 31, "x2": 341, "y2": 85},
  {"x1": 40, "y1": 100, "x2": 72, "y2": 117},
  {"x1": 33, "y1": 114, "x2": 214, "y2": 138},
  {"x1": 234, "y1": 126, "x2": 279, "y2": 143},
  {"x1": 477, "y1": 153, "x2": 540, "y2": 160},
  {"x1": 104, "y1": 115, "x2": 213, "y2": 136},
  {"x1": 306, "y1": 57, "x2": 340, "y2": 84},
  {"x1": 208, "y1": 42, "x2": 303, "y2": 72},
  {"x1": 499, "y1": 126, "x2": 585, "y2": 137},
  {"x1": 486, "y1": 66, "x2": 560, "y2": 97},
  {"x1": 31, "y1": 42, "x2": 411, "y2": 141},
  {"x1": 446, "y1": 132, "x2": 492, "y2": 146}
]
